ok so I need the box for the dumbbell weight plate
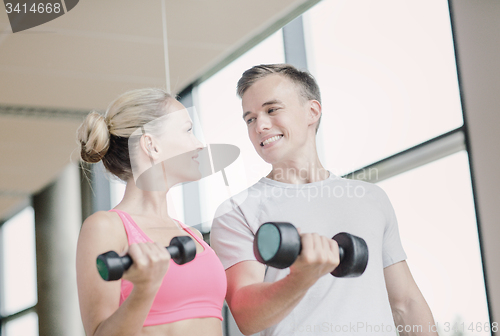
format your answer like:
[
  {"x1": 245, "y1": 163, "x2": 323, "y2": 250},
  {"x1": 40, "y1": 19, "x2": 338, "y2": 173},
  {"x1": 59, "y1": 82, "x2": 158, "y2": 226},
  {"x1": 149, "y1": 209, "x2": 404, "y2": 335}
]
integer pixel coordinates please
[
  {"x1": 255, "y1": 223, "x2": 280, "y2": 262},
  {"x1": 253, "y1": 222, "x2": 301, "y2": 269},
  {"x1": 331, "y1": 232, "x2": 369, "y2": 278},
  {"x1": 169, "y1": 236, "x2": 197, "y2": 265},
  {"x1": 97, "y1": 250, "x2": 124, "y2": 281}
]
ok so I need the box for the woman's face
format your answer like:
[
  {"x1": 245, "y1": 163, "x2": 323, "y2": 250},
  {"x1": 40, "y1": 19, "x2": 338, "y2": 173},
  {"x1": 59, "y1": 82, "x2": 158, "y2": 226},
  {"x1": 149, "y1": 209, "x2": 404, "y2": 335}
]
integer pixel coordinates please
[{"x1": 154, "y1": 99, "x2": 204, "y2": 185}]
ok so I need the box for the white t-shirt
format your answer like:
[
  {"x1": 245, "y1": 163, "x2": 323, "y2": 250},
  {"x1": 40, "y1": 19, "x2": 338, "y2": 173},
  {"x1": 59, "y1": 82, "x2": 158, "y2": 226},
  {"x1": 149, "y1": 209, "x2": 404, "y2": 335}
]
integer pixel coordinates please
[{"x1": 210, "y1": 172, "x2": 407, "y2": 336}]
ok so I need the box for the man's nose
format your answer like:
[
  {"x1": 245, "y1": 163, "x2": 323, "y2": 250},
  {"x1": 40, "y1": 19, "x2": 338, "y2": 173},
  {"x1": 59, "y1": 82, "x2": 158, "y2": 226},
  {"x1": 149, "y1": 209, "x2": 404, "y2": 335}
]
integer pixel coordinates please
[{"x1": 255, "y1": 114, "x2": 271, "y2": 133}]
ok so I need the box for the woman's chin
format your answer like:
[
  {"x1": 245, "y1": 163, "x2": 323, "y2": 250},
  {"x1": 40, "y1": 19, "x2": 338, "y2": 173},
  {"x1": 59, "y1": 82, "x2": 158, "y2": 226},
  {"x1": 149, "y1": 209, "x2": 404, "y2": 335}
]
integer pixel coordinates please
[
  {"x1": 189, "y1": 171, "x2": 203, "y2": 182},
  {"x1": 178, "y1": 170, "x2": 203, "y2": 184}
]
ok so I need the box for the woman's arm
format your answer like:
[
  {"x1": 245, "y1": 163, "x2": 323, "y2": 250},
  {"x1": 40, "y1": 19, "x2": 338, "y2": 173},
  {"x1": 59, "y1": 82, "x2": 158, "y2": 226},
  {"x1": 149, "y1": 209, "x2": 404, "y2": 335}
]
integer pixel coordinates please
[{"x1": 76, "y1": 211, "x2": 171, "y2": 336}]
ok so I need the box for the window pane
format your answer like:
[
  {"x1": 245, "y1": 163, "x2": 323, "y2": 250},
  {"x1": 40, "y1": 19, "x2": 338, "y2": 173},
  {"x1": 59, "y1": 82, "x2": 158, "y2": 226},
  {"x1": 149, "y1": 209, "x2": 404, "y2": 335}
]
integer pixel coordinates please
[
  {"x1": 4, "y1": 312, "x2": 38, "y2": 336},
  {"x1": 377, "y1": 151, "x2": 489, "y2": 335},
  {"x1": 1, "y1": 207, "x2": 37, "y2": 316},
  {"x1": 195, "y1": 30, "x2": 285, "y2": 230},
  {"x1": 305, "y1": 0, "x2": 464, "y2": 175}
]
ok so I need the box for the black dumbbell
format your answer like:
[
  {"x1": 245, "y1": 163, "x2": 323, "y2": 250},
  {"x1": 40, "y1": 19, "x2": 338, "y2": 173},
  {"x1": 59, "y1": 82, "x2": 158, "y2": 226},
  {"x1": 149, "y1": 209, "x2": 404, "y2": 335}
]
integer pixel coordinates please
[
  {"x1": 253, "y1": 222, "x2": 369, "y2": 277},
  {"x1": 96, "y1": 235, "x2": 196, "y2": 281}
]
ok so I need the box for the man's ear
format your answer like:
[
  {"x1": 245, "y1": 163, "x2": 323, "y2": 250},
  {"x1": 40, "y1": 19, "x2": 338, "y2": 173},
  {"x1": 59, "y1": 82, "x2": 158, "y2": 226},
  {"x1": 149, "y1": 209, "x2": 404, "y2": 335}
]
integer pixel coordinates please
[{"x1": 307, "y1": 100, "x2": 322, "y2": 126}]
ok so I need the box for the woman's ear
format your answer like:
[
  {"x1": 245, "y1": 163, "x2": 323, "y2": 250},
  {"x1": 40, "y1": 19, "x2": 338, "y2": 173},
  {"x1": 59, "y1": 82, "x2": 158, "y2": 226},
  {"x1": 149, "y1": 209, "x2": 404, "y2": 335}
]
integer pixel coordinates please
[{"x1": 140, "y1": 134, "x2": 159, "y2": 160}]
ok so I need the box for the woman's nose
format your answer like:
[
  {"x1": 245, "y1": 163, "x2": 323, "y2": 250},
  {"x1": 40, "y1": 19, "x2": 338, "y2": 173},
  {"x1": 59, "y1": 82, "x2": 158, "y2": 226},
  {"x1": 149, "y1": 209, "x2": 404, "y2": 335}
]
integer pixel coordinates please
[{"x1": 194, "y1": 136, "x2": 204, "y2": 150}]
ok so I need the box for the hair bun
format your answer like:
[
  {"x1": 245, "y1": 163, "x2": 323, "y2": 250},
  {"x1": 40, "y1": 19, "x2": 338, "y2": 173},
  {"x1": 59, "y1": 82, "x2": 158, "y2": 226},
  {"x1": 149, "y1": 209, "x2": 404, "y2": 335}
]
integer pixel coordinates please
[{"x1": 77, "y1": 111, "x2": 110, "y2": 163}]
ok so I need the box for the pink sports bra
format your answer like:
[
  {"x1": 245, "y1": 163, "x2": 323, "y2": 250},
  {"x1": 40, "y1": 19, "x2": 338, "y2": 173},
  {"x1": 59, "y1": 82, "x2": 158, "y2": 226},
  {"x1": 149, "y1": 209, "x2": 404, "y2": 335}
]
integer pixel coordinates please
[{"x1": 110, "y1": 209, "x2": 227, "y2": 326}]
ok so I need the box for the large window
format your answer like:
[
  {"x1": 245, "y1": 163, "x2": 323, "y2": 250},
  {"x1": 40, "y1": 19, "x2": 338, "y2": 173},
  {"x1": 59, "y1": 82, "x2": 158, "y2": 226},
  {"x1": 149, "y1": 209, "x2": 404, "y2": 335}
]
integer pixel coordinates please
[
  {"x1": 378, "y1": 151, "x2": 489, "y2": 335},
  {"x1": 0, "y1": 206, "x2": 38, "y2": 336},
  {"x1": 305, "y1": 0, "x2": 464, "y2": 175}
]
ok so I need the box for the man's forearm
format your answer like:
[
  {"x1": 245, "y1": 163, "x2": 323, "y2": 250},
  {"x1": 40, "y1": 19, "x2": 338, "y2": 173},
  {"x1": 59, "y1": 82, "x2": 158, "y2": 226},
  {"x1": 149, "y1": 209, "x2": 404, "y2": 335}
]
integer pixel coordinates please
[
  {"x1": 393, "y1": 297, "x2": 439, "y2": 336},
  {"x1": 229, "y1": 273, "x2": 313, "y2": 335}
]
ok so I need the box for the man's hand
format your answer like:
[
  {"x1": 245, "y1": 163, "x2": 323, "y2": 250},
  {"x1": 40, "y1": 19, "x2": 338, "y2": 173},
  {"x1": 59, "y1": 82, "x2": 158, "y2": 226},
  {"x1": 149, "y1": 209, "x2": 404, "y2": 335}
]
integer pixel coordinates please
[
  {"x1": 289, "y1": 231, "x2": 340, "y2": 287},
  {"x1": 225, "y1": 231, "x2": 342, "y2": 335}
]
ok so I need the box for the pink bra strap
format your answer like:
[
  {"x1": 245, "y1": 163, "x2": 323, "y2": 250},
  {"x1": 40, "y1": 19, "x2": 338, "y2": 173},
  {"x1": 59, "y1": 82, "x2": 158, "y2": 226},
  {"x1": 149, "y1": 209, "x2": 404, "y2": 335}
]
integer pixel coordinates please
[
  {"x1": 174, "y1": 220, "x2": 207, "y2": 247},
  {"x1": 110, "y1": 209, "x2": 151, "y2": 244}
]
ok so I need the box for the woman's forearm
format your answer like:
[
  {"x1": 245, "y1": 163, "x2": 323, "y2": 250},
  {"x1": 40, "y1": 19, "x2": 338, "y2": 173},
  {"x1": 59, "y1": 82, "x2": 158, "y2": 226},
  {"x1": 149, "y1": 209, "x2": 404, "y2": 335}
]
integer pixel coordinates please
[{"x1": 92, "y1": 286, "x2": 157, "y2": 336}]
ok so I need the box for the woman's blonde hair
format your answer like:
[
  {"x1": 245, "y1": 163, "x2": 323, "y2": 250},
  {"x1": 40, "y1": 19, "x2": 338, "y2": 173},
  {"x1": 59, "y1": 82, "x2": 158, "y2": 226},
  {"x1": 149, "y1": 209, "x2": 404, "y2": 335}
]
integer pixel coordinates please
[{"x1": 77, "y1": 88, "x2": 173, "y2": 181}]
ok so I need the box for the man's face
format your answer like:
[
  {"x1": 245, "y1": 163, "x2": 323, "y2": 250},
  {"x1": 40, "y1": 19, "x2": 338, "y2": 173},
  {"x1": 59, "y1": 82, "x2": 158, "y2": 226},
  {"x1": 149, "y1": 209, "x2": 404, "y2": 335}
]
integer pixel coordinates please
[{"x1": 241, "y1": 74, "x2": 314, "y2": 164}]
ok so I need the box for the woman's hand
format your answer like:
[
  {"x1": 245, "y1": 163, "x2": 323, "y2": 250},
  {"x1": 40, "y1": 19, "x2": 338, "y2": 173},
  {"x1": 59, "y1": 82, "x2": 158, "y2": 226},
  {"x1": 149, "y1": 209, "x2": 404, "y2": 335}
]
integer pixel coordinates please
[{"x1": 122, "y1": 242, "x2": 172, "y2": 292}]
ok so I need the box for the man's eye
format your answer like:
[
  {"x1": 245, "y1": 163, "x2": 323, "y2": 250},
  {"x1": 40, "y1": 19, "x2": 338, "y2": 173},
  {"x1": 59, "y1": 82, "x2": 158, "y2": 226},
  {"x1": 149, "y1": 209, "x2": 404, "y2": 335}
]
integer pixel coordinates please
[
  {"x1": 246, "y1": 118, "x2": 254, "y2": 125},
  {"x1": 188, "y1": 127, "x2": 192, "y2": 132},
  {"x1": 268, "y1": 108, "x2": 277, "y2": 113}
]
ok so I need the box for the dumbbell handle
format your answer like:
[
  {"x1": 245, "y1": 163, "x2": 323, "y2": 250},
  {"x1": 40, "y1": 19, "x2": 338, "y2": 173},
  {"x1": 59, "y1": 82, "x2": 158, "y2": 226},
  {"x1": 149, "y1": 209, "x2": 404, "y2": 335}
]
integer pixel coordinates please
[
  {"x1": 121, "y1": 245, "x2": 180, "y2": 271},
  {"x1": 301, "y1": 232, "x2": 367, "y2": 277},
  {"x1": 297, "y1": 242, "x2": 345, "y2": 262}
]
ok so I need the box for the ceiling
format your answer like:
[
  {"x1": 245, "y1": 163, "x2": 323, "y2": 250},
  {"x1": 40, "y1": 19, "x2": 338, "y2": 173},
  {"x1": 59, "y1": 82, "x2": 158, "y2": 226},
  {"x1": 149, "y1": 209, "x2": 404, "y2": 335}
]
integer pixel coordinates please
[{"x1": 0, "y1": 0, "x2": 318, "y2": 221}]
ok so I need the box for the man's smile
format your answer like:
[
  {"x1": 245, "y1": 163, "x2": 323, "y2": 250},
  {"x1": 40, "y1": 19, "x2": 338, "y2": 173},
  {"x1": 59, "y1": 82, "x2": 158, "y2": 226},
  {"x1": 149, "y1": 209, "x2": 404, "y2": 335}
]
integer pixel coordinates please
[{"x1": 260, "y1": 134, "x2": 283, "y2": 147}]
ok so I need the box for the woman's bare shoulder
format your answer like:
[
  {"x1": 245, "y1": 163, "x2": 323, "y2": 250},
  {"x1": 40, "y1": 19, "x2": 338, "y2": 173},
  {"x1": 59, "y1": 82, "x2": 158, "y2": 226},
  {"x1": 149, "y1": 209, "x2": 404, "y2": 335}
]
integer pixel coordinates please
[
  {"x1": 83, "y1": 210, "x2": 120, "y2": 225},
  {"x1": 79, "y1": 210, "x2": 127, "y2": 252}
]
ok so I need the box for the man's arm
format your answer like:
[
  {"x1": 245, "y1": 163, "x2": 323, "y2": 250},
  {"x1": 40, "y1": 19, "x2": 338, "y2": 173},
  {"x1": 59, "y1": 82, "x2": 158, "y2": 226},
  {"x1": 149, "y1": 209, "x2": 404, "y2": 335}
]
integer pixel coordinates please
[
  {"x1": 384, "y1": 260, "x2": 438, "y2": 336},
  {"x1": 225, "y1": 234, "x2": 339, "y2": 336}
]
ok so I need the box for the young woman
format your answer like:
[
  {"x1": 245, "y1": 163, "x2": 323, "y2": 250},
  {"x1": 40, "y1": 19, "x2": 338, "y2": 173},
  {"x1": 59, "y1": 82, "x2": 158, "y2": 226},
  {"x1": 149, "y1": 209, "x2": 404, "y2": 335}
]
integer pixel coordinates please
[{"x1": 76, "y1": 88, "x2": 226, "y2": 336}]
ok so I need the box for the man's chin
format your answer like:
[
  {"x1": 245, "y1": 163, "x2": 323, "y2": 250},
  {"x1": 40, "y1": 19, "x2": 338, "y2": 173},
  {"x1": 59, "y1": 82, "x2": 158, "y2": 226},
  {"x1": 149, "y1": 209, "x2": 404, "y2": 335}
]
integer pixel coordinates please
[
  {"x1": 255, "y1": 145, "x2": 285, "y2": 165},
  {"x1": 259, "y1": 153, "x2": 282, "y2": 165}
]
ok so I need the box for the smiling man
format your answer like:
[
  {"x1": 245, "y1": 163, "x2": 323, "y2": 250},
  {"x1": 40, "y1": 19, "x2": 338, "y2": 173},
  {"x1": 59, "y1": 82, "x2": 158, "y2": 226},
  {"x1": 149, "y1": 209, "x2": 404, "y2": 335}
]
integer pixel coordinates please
[{"x1": 210, "y1": 64, "x2": 437, "y2": 336}]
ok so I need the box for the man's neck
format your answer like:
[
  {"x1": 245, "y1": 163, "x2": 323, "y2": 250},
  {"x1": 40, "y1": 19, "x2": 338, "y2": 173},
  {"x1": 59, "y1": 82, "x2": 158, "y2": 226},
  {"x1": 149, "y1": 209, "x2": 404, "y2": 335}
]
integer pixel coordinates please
[{"x1": 266, "y1": 163, "x2": 329, "y2": 184}]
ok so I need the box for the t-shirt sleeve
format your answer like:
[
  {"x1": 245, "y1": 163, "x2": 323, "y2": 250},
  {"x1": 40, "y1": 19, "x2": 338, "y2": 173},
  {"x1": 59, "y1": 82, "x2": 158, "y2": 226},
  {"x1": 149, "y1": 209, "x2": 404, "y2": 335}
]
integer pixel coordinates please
[
  {"x1": 379, "y1": 188, "x2": 407, "y2": 268},
  {"x1": 210, "y1": 199, "x2": 257, "y2": 270}
]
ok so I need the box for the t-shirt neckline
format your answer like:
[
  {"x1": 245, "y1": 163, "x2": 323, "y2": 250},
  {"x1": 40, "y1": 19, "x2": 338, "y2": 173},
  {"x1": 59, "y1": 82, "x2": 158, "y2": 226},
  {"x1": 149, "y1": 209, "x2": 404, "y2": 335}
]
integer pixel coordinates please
[{"x1": 258, "y1": 170, "x2": 338, "y2": 189}]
